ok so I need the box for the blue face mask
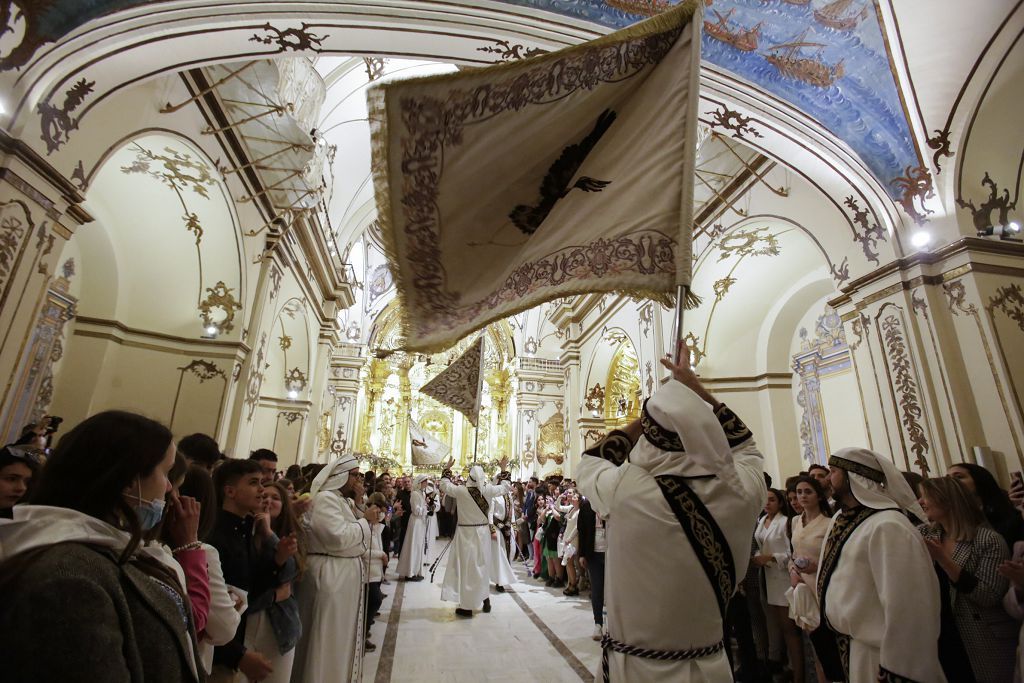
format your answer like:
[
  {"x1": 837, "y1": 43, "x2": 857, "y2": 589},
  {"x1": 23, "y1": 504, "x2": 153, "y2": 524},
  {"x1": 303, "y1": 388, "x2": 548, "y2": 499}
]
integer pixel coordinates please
[{"x1": 129, "y1": 483, "x2": 166, "y2": 531}]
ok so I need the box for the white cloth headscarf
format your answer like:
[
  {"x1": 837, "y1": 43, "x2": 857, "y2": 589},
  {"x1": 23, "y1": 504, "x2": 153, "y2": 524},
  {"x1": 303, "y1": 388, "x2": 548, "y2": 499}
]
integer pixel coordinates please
[
  {"x1": 828, "y1": 447, "x2": 925, "y2": 520},
  {"x1": 309, "y1": 454, "x2": 360, "y2": 496},
  {"x1": 467, "y1": 465, "x2": 486, "y2": 488},
  {"x1": 413, "y1": 474, "x2": 430, "y2": 489},
  {"x1": 628, "y1": 379, "x2": 744, "y2": 496}
]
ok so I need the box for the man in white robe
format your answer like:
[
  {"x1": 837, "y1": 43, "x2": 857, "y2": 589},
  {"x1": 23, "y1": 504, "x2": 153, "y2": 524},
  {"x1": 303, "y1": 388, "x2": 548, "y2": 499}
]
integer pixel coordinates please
[
  {"x1": 439, "y1": 457, "x2": 510, "y2": 617},
  {"x1": 813, "y1": 447, "x2": 944, "y2": 682},
  {"x1": 577, "y1": 354, "x2": 766, "y2": 682},
  {"x1": 488, "y1": 471, "x2": 518, "y2": 592},
  {"x1": 397, "y1": 474, "x2": 429, "y2": 581},
  {"x1": 291, "y1": 455, "x2": 381, "y2": 683}
]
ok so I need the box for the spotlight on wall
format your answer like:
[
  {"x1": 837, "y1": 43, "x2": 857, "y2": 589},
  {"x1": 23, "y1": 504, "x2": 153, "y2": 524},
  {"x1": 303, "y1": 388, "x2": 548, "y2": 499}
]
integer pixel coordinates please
[
  {"x1": 287, "y1": 389, "x2": 299, "y2": 400},
  {"x1": 910, "y1": 231, "x2": 932, "y2": 249},
  {"x1": 1010, "y1": 222, "x2": 1021, "y2": 233},
  {"x1": 201, "y1": 324, "x2": 219, "y2": 339}
]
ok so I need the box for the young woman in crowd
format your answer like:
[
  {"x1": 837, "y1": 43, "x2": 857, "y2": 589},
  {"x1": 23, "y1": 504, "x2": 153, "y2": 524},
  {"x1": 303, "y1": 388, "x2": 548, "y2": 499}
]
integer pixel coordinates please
[
  {"x1": 542, "y1": 496, "x2": 564, "y2": 587},
  {"x1": 754, "y1": 488, "x2": 802, "y2": 683},
  {"x1": 0, "y1": 445, "x2": 40, "y2": 518},
  {"x1": 178, "y1": 464, "x2": 245, "y2": 677},
  {"x1": 559, "y1": 490, "x2": 581, "y2": 596},
  {"x1": 245, "y1": 480, "x2": 303, "y2": 683},
  {"x1": 788, "y1": 475, "x2": 832, "y2": 683},
  {"x1": 365, "y1": 491, "x2": 389, "y2": 651},
  {"x1": 532, "y1": 494, "x2": 546, "y2": 579},
  {"x1": 950, "y1": 462, "x2": 1024, "y2": 547},
  {"x1": 0, "y1": 410, "x2": 203, "y2": 681},
  {"x1": 919, "y1": 476, "x2": 1017, "y2": 683}
]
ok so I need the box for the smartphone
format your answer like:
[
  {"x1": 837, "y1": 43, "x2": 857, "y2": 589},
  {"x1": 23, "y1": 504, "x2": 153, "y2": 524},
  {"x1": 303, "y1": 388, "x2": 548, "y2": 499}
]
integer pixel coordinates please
[{"x1": 1012, "y1": 471, "x2": 1023, "y2": 489}]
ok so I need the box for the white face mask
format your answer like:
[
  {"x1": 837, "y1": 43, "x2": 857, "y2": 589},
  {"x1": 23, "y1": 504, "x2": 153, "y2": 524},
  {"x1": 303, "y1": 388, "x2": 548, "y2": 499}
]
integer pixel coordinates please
[{"x1": 126, "y1": 481, "x2": 166, "y2": 531}]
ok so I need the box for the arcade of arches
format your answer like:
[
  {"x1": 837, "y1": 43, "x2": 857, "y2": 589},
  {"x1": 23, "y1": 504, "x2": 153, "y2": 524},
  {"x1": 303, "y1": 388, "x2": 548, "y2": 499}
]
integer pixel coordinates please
[{"x1": 0, "y1": 1, "x2": 1022, "y2": 488}]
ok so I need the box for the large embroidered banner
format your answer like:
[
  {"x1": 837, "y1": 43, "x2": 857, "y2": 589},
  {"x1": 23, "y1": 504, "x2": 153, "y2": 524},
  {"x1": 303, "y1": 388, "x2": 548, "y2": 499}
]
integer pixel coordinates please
[
  {"x1": 418, "y1": 337, "x2": 484, "y2": 426},
  {"x1": 409, "y1": 418, "x2": 451, "y2": 466},
  {"x1": 368, "y1": 0, "x2": 702, "y2": 352}
]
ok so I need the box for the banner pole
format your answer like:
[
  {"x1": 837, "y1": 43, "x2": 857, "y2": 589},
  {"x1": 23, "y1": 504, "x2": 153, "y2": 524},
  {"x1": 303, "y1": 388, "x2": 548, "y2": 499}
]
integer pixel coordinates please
[
  {"x1": 472, "y1": 336, "x2": 486, "y2": 464},
  {"x1": 671, "y1": 284, "x2": 688, "y2": 365}
]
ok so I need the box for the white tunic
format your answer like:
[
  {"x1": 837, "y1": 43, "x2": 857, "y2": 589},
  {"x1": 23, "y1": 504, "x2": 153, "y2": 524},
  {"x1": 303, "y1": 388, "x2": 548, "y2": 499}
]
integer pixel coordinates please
[
  {"x1": 819, "y1": 509, "x2": 945, "y2": 683},
  {"x1": 487, "y1": 492, "x2": 517, "y2": 588},
  {"x1": 396, "y1": 490, "x2": 427, "y2": 578},
  {"x1": 424, "y1": 493, "x2": 439, "y2": 561},
  {"x1": 754, "y1": 513, "x2": 791, "y2": 607},
  {"x1": 439, "y1": 478, "x2": 511, "y2": 610},
  {"x1": 291, "y1": 492, "x2": 369, "y2": 683},
  {"x1": 578, "y1": 441, "x2": 765, "y2": 682}
]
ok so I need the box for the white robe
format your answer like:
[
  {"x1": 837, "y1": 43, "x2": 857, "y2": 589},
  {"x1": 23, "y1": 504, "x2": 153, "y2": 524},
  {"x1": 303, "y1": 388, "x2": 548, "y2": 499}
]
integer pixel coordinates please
[
  {"x1": 397, "y1": 490, "x2": 427, "y2": 577},
  {"x1": 819, "y1": 509, "x2": 945, "y2": 683},
  {"x1": 578, "y1": 441, "x2": 766, "y2": 682},
  {"x1": 291, "y1": 492, "x2": 369, "y2": 683},
  {"x1": 424, "y1": 493, "x2": 438, "y2": 561},
  {"x1": 487, "y1": 493, "x2": 517, "y2": 588},
  {"x1": 439, "y1": 478, "x2": 511, "y2": 610}
]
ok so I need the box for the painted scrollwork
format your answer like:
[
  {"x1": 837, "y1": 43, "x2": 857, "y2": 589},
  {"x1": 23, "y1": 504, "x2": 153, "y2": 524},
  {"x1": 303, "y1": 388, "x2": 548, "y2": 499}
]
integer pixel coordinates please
[
  {"x1": 38, "y1": 77, "x2": 95, "y2": 154},
  {"x1": 942, "y1": 280, "x2": 977, "y2": 316},
  {"x1": 0, "y1": 199, "x2": 33, "y2": 301},
  {"x1": 702, "y1": 104, "x2": 763, "y2": 141},
  {"x1": 244, "y1": 333, "x2": 268, "y2": 421},
  {"x1": 892, "y1": 165, "x2": 936, "y2": 226},
  {"x1": 250, "y1": 23, "x2": 328, "y2": 53},
  {"x1": 279, "y1": 411, "x2": 304, "y2": 426},
  {"x1": 476, "y1": 39, "x2": 547, "y2": 62},
  {"x1": 178, "y1": 360, "x2": 226, "y2": 383},
  {"x1": 987, "y1": 284, "x2": 1024, "y2": 332},
  {"x1": 956, "y1": 172, "x2": 1018, "y2": 237},
  {"x1": 717, "y1": 228, "x2": 779, "y2": 261},
  {"x1": 713, "y1": 276, "x2": 737, "y2": 302},
  {"x1": 199, "y1": 281, "x2": 243, "y2": 334},
  {"x1": 638, "y1": 301, "x2": 653, "y2": 337},
  {"x1": 843, "y1": 196, "x2": 886, "y2": 264},
  {"x1": 848, "y1": 312, "x2": 870, "y2": 351},
  {"x1": 881, "y1": 314, "x2": 931, "y2": 474}
]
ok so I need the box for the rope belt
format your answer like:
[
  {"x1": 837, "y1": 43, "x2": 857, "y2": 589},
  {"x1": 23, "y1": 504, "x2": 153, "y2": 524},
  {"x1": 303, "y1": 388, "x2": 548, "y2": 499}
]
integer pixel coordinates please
[
  {"x1": 600, "y1": 635, "x2": 724, "y2": 682},
  {"x1": 458, "y1": 523, "x2": 489, "y2": 527}
]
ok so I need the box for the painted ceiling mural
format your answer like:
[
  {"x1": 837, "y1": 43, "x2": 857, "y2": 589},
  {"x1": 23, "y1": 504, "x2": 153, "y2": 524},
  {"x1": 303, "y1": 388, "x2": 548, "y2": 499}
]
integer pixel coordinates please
[{"x1": 7, "y1": 0, "x2": 919, "y2": 201}]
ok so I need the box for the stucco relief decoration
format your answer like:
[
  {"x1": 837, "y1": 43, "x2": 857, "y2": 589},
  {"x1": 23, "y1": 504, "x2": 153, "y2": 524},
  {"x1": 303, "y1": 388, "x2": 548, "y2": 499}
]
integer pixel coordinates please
[
  {"x1": 476, "y1": 39, "x2": 548, "y2": 62},
  {"x1": 942, "y1": 280, "x2": 977, "y2": 316},
  {"x1": 638, "y1": 302, "x2": 653, "y2": 337},
  {"x1": 178, "y1": 360, "x2": 226, "y2": 383},
  {"x1": 269, "y1": 265, "x2": 283, "y2": 301},
  {"x1": 987, "y1": 284, "x2": 1024, "y2": 332},
  {"x1": 278, "y1": 334, "x2": 292, "y2": 351},
  {"x1": 38, "y1": 77, "x2": 95, "y2": 154},
  {"x1": 0, "y1": 199, "x2": 33, "y2": 300},
  {"x1": 524, "y1": 336, "x2": 539, "y2": 355},
  {"x1": 35, "y1": 222, "x2": 56, "y2": 277},
  {"x1": 682, "y1": 331, "x2": 705, "y2": 365},
  {"x1": 849, "y1": 312, "x2": 870, "y2": 350},
  {"x1": 285, "y1": 367, "x2": 308, "y2": 393},
  {"x1": 645, "y1": 360, "x2": 654, "y2": 397},
  {"x1": 330, "y1": 427, "x2": 349, "y2": 456},
  {"x1": 232, "y1": 363, "x2": 242, "y2": 383},
  {"x1": 603, "y1": 328, "x2": 628, "y2": 346},
  {"x1": 956, "y1": 173, "x2": 1018, "y2": 238},
  {"x1": 250, "y1": 23, "x2": 328, "y2": 53},
  {"x1": 829, "y1": 256, "x2": 849, "y2": 284},
  {"x1": 199, "y1": 281, "x2": 243, "y2": 334},
  {"x1": 717, "y1": 228, "x2": 779, "y2": 261},
  {"x1": 926, "y1": 129, "x2": 953, "y2": 174},
  {"x1": 843, "y1": 196, "x2": 885, "y2": 264},
  {"x1": 318, "y1": 412, "x2": 332, "y2": 452},
  {"x1": 71, "y1": 161, "x2": 87, "y2": 191},
  {"x1": 364, "y1": 264, "x2": 393, "y2": 312},
  {"x1": 911, "y1": 290, "x2": 928, "y2": 317},
  {"x1": 881, "y1": 314, "x2": 931, "y2": 474},
  {"x1": 892, "y1": 166, "x2": 935, "y2": 226},
  {"x1": 702, "y1": 104, "x2": 763, "y2": 141},
  {"x1": 363, "y1": 57, "x2": 387, "y2": 81},
  {"x1": 244, "y1": 333, "x2": 269, "y2": 421},
  {"x1": 539, "y1": 410, "x2": 566, "y2": 466},
  {"x1": 713, "y1": 276, "x2": 737, "y2": 302},
  {"x1": 279, "y1": 411, "x2": 304, "y2": 426}
]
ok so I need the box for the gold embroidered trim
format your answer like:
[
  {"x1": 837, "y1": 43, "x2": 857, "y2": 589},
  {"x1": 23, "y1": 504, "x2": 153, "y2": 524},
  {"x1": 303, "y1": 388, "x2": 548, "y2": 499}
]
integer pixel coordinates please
[
  {"x1": 641, "y1": 399, "x2": 686, "y2": 452},
  {"x1": 714, "y1": 403, "x2": 752, "y2": 448}
]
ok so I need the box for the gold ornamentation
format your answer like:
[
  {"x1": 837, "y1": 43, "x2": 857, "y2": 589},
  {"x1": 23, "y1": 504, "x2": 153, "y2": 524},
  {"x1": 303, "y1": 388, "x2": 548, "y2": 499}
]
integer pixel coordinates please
[
  {"x1": 279, "y1": 334, "x2": 292, "y2": 351},
  {"x1": 606, "y1": 338, "x2": 641, "y2": 429},
  {"x1": 828, "y1": 455, "x2": 884, "y2": 483},
  {"x1": 682, "y1": 331, "x2": 705, "y2": 365},
  {"x1": 987, "y1": 284, "x2": 1024, "y2": 331},
  {"x1": 178, "y1": 360, "x2": 226, "y2": 382},
  {"x1": 713, "y1": 276, "x2": 736, "y2": 302},
  {"x1": 892, "y1": 165, "x2": 935, "y2": 226},
  {"x1": 317, "y1": 412, "x2": 332, "y2": 453},
  {"x1": 641, "y1": 401, "x2": 685, "y2": 451},
  {"x1": 539, "y1": 411, "x2": 565, "y2": 466},
  {"x1": 199, "y1": 281, "x2": 243, "y2": 334},
  {"x1": 584, "y1": 383, "x2": 606, "y2": 415},
  {"x1": 639, "y1": 302, "x2": 653, "y2": 337},
  {"x1": 849, "y1": 312, "x2": 870, "y2": 350},
  {"x1": 269, "y1": 265, "x2": 283, "y2": 301},
  {"x1": 279, "y1": 411, "x2": 303, "y2": 426},
  {"x1": 881, "y1": 314, "x2": 930, "y2": 474},
  {"x1": 121, "y1": 144, "x2": 215, "y2": 199},
  {"x1": 363, "y1": 57, "x2": 387, "y2": 81},
  {"x1": 285, "y1": 366, "x2": 307, "y2": 393},
  {"x1": 717, "y1": 228, "x2": 780, "y2": 261},
  {"x1": 244, "y1": 333, "x2": 268, "y2": 421},
  {"x1": 942, "y1": 280, "x2": 977, "y2": 316},
  {"x1": 0, "y1": 199, "x2": 33, "y2": 302},
  {"x1": 843, "y1": 196, "x2": 886, "y2": 264}
]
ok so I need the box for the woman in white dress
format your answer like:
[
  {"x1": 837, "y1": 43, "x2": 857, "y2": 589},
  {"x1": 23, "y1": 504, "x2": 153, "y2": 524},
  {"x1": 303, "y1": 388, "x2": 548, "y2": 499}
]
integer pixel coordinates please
[
  {"x1": 397, "y1": 475, "x2": 428, "y2": 581},
  {"x1": 753, "y1": 488, "x2": 803, "y2": 683},
  {"x1": 558, "y1": 491, "x2": 581, "y2": 596},
  {"x1": 423, "y1": 480, "x2": 438, "y2": 563}
]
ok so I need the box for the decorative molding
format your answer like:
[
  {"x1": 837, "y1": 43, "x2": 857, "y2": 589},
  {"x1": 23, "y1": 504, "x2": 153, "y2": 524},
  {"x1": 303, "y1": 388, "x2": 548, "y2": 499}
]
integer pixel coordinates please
[
  {"x1": 713, "y1": 276, "x2": 736, "y2": 302},
  {"x1": 38, "y1": 77, "x2": 95, "y2": 154},
  {"x1": 926, "y1": 129, "x2": 953, "y2": 174},
  {"x1": 849, "y1": 312, "x2": 870, "y2": 350},
  {"x1": 956, "y1": 172, "x2": 1018, "y2": 237},
  {"x1": 702, "y1": 104, "x2": 763, "y2": 141},
  {"x1": 717, "y1": 228, "x2": 779, "y2": 261},
  {"x1": 199, "y1": 281, "x2": 243, "y2": 334},
  {"x1": 892, "y1": 165, "x2": 935, "y2": 226},
  {"x1": 178, "y1": 359, "x2": 226, "y2": 382},
  {"x1": 987, "y1": 284, "x2": 1024, "y2": 332},
  {"x1": 476, "y1": 39, "x2": 547, "y2": 62},
  {"x1": 278, "y1": 410, "x2": 304, "y2": 426},
  {"x1": 942, "y1": 280, "x2": 977, "y2": 316},
  {"x1": 638, "y1": 301, "x2": 653, "y2": 337},
  {"x1": 245, "y1": 333, "x2": 269, "y2": 421},
  {"x1": 843, "y1": 195, "x2": 885, "y2": 264},
  {"x1": 911, "y1": 290, "x2": 928, "y2": 317},
  {"x1": 881, "y1": 313, "x2": 930, "y2": 474},
  {"x1": 250, "y1": 23, "x2": 328, "y2": 53},
  {"x1": 70, "y1": 161, "x2": 87, "y2": 191},
  {"x1": 645, "y1": 360, "x2": 654, "y2": 397},
  {"x1": 363, "y1": 57, "x2": 387, "y2": 81},
  {"x1": 0, "y1": 199, "x2": 36, "y2": 308}
]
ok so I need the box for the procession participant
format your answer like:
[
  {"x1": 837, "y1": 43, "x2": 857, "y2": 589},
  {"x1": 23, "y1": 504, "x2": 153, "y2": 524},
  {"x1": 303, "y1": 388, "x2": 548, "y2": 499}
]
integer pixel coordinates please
[
  {"x1": 814, "y1": 447, "x2": 944, "y2": 682},
  {"x1": 577, "y1": 349, "x2": 766, "y2": 681},
  {"x1": 439, "y1": 456, "x2": 511, "y2": 617},
  {"x1": 291, "y1": 455, "x2": 382, "y2": 683},
  {"x1": 396, "y1": 474, "x2": 429, "y2": 581},
  {"x1": 423, "y1": 478, "x2": 439, "y2": 561},
  {"x1": 488, "y1": 469, "x2": 517, "y2": 593}
]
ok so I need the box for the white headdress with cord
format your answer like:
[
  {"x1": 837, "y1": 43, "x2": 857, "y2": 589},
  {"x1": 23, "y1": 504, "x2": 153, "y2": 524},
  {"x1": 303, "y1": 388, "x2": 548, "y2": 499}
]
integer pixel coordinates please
[
  {"x1": 628, "y1": 379, "x2": 745, "y2": 496},
  {"x1": 828, "y1": 447, "x2": 925, "y2": 519},
  {"x1": 309, "y1": 454, "x2": 360, "y2": 496},
  {"x1": 413, "y1": 473, "x2": 430, "y2": 488},
  {"x1": 467, "y1": 465, "x2": 486, "y2": 488}
]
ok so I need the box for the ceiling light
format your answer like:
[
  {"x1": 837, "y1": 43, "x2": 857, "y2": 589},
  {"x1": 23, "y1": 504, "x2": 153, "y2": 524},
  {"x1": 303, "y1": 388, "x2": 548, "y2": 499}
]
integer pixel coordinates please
[
  {"x1": 287, "y1": 390, "x2": 299, "y2": 399},
  {"x1": 910, "y1": 231, "x2": 932, "y2": 249}
]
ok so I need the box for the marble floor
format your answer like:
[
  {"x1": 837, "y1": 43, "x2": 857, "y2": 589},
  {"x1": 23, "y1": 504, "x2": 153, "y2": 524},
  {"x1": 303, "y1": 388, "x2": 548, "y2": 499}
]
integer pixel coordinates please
[{"x1": 363, "y1": 542, "x2": 601, "y2": 682}]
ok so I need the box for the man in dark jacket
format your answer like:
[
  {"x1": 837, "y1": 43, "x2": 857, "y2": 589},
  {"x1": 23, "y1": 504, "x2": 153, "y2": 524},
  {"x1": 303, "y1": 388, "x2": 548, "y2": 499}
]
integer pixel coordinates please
[{"x1": 209, "y1": 459, "x2": 296, "y2": 682}]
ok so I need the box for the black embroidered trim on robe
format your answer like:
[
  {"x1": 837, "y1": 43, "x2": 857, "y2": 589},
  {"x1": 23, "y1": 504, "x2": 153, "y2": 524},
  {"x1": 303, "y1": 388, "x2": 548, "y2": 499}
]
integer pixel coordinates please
[
  {"x1": 582, "y1": 429, "x2": 634, "y2": 466},
  {"x1": 812, "y1": 506, "x2": 881, "y2": 681},
  {"x1": 828, "y1": 455, "x2": 884, "y2": 483},
  {"x1": 654, "y1": 474, "x2": 736, "y2": 623},
  {"x1": 641, "y1": 399, "x2": 685, "y2": 452},
  {"x1": 713, "y1": 403, "x2": 752, "y2": 448},
  {"x1": 467, "y1": 485, "x2": 494, "y2": 532}
]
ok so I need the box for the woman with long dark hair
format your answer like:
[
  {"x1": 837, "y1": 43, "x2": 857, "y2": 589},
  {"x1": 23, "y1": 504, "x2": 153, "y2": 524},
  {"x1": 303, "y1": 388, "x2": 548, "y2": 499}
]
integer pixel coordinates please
[
  {"x1": 0, "y1": 410, "x2": 202, "y2": 682},
  {"x1": 949, "y1": 462, "x2": 1024, "y2": 547}
]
